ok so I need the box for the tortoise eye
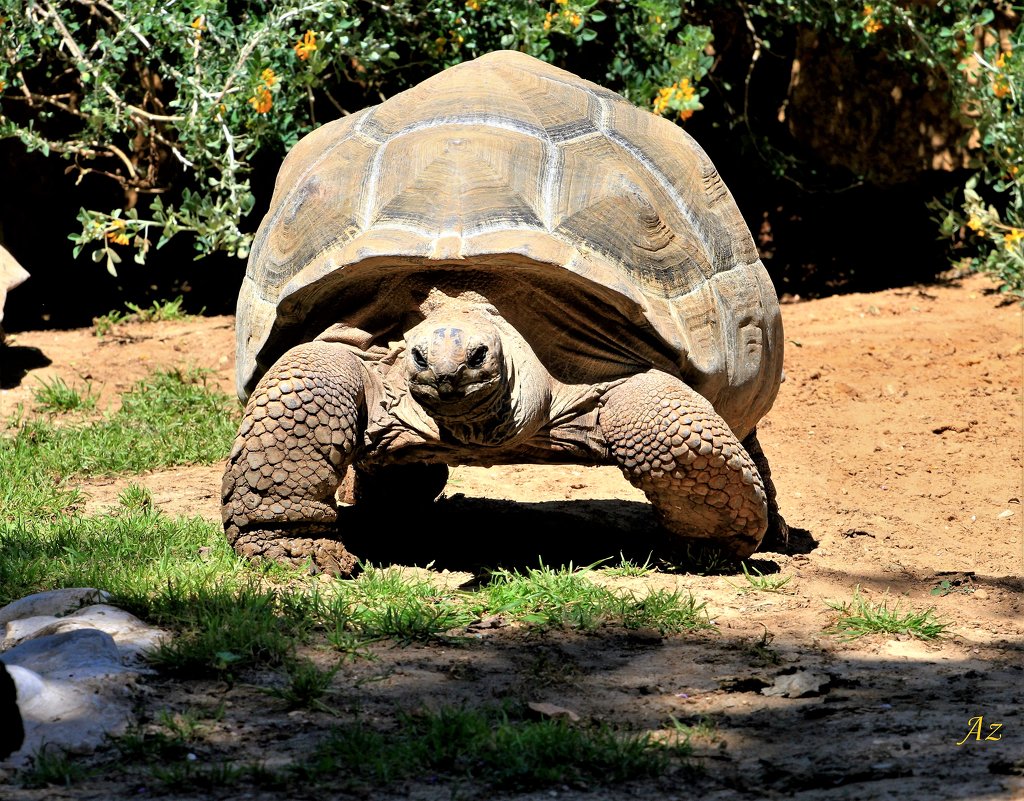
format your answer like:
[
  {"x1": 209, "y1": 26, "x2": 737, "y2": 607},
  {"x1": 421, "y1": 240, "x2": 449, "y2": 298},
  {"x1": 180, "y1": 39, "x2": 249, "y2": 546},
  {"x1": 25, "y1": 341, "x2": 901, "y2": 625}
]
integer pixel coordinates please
[
  {"x1": 467, "y1": 345, "x2": 488, "y2": 369},
  {"x1": 410, "y1": 347, "x2": 428, "y2": 370}
]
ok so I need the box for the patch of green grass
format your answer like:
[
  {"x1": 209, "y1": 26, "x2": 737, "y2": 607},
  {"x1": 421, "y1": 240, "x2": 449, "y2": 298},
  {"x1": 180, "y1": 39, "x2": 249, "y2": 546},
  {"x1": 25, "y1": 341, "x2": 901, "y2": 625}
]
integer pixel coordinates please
[
  {"x1": 480, "y1": 562, "x2": 711, "y2": 633},
  {"x1": 152, "y1": 760, "x2": 265, "y2": 791},
  {"x1": 599, "y1": 551, "x2": 655, "y2": 577},
  {"x1": 143, "y1": 578, "x2": 317, "y2": 677},
  {"x1": 659, "y1": 541, "x2": 738, "y2": 575},
  {"x1": 117, "y1": 706, "x2": 276, "y2": 791},
  {"x1": 482, "y1": 562, "x2": 623, "y2": 629},
  {"x1": 117, "y1": 708, "x2": 211, "y2": 762},
  {"x1": 18, "y1": 745, "x2": 90, "y2": 788},
  {"x1": 617, "y1": 586, "x2": 711, "y2": 634},
  {"x1": 117, "y1": 482, "x2": 154, "y2": 513},
  {"x1": 324, "y1": 565, "x2": 477, "y2": 642},
  {"x1": 824, "y1": 586, "x2": 950, "y2": 641},
  {"x1": 93, "y1": 296, "x2": 198, "y2": 336},
  {"x1": 0, "y1": 420, "x2": 83, "y2": 521},
  {"x1": 264, "y1": 658, "x2": 341, "y2": 713},
  {"x1": 0, "y1": 507, "x2": 234, "y2": 608},
  {"x1": 1, "y1": 366, "x2": 239, "y2": 519},
  {"x1": 669, "y1": 714, "x2": 719, "y2": 744},
  {"x1": 728, "y1": 562, "x2": 793, "y2": 594},
  {"x1": 32, "y1": 376, "x2": 99, "y2": 413},
  {"x1": 297, "y1": 705, "x2": 686, "y2": 791}
]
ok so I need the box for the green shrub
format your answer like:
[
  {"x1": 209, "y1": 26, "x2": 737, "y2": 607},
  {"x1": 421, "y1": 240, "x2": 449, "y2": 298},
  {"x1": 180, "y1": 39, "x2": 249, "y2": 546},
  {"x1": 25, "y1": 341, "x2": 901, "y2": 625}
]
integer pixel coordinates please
[
  {"x1": 0, "y1": 0, "x2": 711, "y2": 275},
  {"x1": 0, "y1": 0, "x2": 1018, "y2": 293}
]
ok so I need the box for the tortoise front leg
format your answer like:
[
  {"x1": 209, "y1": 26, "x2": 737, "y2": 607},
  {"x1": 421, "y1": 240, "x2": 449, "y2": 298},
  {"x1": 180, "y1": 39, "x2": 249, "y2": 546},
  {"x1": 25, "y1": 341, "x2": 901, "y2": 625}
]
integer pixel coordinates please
[
  {"x1": 598, "y1": 370, "x2": 768, "y2": 559},
  {"x1": 221, "y1": 342, "x2": 365, "y2": 575}
]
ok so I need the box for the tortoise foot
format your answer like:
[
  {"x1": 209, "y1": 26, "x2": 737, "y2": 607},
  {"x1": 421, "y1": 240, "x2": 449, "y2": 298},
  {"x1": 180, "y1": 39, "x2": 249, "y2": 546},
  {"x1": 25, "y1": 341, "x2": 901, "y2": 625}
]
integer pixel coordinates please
[
  {"x1": 600, "y1": 370, "x2": 768, "y2": 559},
  {"x1": 231, "y1": 526, "x2": 359, "y2": 576}
]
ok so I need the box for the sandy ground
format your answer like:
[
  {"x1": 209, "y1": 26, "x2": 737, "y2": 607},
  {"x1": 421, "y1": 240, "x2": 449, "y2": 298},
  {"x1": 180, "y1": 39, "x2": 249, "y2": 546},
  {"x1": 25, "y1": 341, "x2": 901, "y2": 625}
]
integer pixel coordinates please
[{"x1": 0, "y1": 270, "x2": 1021, "y2": 800}]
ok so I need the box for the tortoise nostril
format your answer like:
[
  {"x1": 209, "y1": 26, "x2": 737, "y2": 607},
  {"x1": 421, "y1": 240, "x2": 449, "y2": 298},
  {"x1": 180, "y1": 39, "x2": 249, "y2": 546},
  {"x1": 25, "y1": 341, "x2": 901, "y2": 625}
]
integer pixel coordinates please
[{"x1": 410, "y1": 347, "x2": 428, "y2": 371}]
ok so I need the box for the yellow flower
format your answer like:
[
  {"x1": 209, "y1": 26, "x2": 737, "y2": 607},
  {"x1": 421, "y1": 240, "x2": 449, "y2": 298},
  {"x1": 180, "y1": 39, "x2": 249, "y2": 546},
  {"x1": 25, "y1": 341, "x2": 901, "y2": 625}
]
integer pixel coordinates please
[
  {"x1": 191, "y1": 14, "x2": 206, "y2": 38},
  {"x1": 0, "y1": 79, "x2": 5, "y2": 93},
  {"x1": 294, "y1": 30, "x2": 318, "y2": 61},
  {"x1": 994, "y1": 51, "x2": 1011, "y2": 69},
  {"x1": 261, "y1": 68, "x2": 277, "y2": 86},
  {"x1": 543, "y1": 11, "x2": 554, "y2": 30},
  {"x1": 653, "y1": 79, "x2": 697, "y2": 119},
  {"x1": 105, "y1": 219, "x2": 130, "y2": 246},
  {"x1": 465, "y1": 0, "x2": 481, "y2": 9},
  {"x1": 862, "y1": 6, "x2": 882, "y2": 34},
  {"x1": 435, "y1": 36, "x2": 447, "y2": 53},
  {"x1": 966, "y1": 216, "x2": 984, "y2": 233},
  {"x1": 993, "y1": 79, "x2": 1011, "y2": 99},
  {"x1": 248, "y1": 85, "x2": 272, "y2": 114},
  {"x1": 556, "y1": 0, "x2": 568, "y2": 4},
  {"x1": 1005, "y1": 228, "x2": 1024, "y2": 251}
]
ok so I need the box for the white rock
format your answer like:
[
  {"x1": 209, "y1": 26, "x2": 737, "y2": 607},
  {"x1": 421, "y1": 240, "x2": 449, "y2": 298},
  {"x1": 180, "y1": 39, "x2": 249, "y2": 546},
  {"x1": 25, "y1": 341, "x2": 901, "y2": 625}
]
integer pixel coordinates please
[
  {"x1": 0, "y1": 595, "x2": 170, "y2": 769},
  {"x1": 0, "y1": 588, "x2": 110, "y2": 628},
  {"x1": 4, "y1": 604, "x2": 167, "y2": 663}
]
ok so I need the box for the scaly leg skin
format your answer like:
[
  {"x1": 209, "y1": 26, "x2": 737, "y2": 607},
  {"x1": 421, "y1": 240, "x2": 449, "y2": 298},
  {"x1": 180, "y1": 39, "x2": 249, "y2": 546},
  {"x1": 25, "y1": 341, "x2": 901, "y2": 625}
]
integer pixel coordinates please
[
  {"x1": 221, "y1": 342, "x2": 366, "y2": 575},
  {"x1": 742, "y1": 429, "x2": 790, "y2": 550},
  {"x1": 599, "y1": 370, "x2": 768, "y2": 559}
]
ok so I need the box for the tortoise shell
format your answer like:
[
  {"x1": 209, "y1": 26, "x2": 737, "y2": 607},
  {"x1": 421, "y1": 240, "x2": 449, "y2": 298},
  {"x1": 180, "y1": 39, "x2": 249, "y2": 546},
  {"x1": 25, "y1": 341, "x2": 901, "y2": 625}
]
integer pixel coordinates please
[{"x1": 235, "y1": 50, "x2": 783, "y2": 440}]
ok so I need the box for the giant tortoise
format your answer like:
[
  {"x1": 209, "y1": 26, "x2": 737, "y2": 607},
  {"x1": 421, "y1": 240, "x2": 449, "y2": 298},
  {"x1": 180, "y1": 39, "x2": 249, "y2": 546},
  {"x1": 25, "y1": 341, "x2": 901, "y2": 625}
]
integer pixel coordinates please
[{"x1": 222, "y1": 50, "x2": 786, "y2": 574}]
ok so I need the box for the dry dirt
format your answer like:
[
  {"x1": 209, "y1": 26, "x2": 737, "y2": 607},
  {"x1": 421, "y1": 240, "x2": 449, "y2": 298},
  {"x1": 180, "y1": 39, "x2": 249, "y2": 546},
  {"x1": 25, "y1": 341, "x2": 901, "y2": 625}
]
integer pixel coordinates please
[{"x1": 1, "y1": 271, "x2": 1022, "y2": 800}]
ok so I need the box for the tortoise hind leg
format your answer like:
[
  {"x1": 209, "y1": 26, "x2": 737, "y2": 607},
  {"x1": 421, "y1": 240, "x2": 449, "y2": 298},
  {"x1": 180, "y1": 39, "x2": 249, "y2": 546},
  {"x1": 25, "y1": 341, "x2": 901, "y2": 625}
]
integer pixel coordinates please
[
  {"x1": 221, "y1": 341, "x2": 365, "y2": 575},
  {"x1": 598, "y1": 370, "x2": 768, "y2": 559},
  {"x1": 742, "y1": 429, "x2": 789, "y2": 549}
]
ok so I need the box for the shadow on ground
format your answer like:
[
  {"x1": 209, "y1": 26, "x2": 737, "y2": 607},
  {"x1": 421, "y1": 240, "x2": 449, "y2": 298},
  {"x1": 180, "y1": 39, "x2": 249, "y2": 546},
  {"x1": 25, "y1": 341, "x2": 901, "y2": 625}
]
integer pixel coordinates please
[
  {"x1": 339, "y1": 495, "x2": 819, "y2": 577},
  {"x1": 0, "y1": 345, "x2": 51, "y2": 390}
]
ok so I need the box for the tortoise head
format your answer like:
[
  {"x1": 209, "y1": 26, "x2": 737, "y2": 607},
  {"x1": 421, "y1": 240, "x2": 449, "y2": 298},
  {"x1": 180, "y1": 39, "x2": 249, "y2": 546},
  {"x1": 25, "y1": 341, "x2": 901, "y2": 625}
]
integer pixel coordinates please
[{"x1": 404, "y1": 312, "x2": 507, "y2": 419}]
